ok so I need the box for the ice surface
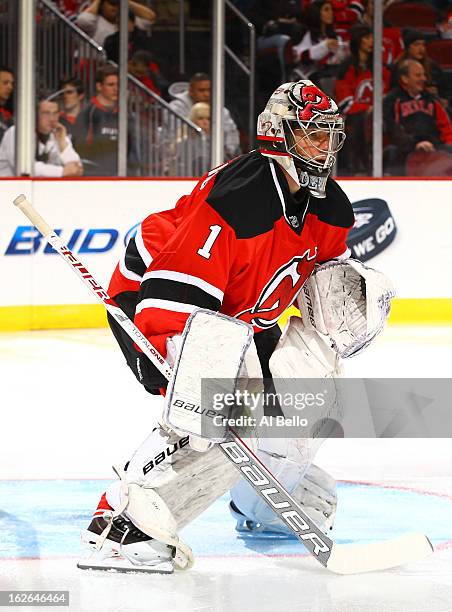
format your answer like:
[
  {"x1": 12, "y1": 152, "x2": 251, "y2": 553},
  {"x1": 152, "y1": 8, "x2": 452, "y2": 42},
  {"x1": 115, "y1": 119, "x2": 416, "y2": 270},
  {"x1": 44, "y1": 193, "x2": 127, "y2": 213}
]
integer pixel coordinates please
[{"x1": 1, "y1": 326, "x2": 452, "y2": 611}]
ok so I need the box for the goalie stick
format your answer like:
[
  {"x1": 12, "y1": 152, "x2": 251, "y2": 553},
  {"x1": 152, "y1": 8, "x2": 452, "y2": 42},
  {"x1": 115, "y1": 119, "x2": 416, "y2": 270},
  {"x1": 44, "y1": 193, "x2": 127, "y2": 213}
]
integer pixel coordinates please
[{"x1": 13, "y1": 194, "x2": 433, "y2": 574}]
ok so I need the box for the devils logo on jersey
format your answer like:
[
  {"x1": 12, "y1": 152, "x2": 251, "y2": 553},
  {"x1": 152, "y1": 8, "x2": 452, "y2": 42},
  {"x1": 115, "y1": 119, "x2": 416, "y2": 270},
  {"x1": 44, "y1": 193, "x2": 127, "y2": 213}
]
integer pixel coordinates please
[
  {"x1": 236, "y1": 248, "x2": 317, "y2": 329},
  {"x1": 289, "y1": 82, "x2": 338, "y2": 122}
]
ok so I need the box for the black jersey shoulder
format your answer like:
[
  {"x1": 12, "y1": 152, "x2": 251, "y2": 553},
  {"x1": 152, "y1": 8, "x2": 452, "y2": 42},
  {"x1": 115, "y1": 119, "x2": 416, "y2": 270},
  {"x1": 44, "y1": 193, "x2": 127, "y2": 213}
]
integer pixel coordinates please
[
  {"x1": 308, "y1": 178, "x2": 355, "y2": 228},
  {"x1": 205, "y1": 151, "x2": 284, "y2": 239}
]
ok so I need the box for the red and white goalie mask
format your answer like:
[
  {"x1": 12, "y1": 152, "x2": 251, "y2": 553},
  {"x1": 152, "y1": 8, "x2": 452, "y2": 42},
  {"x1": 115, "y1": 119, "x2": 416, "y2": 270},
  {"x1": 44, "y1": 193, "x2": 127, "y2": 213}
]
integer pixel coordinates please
[{"x1": 257, "y1": 80, "x2": 346, "y2": 198}]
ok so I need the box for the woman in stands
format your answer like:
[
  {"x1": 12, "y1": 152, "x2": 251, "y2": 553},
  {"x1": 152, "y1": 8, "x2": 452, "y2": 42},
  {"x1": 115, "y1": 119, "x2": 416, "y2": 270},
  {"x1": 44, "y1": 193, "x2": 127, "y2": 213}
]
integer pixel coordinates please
[
  {"x1": 292, "y1": 0, "x2": 347, "y2": 95},
  {"x1": 335, "y1": 23, "x2": 391, "y2": 174}
]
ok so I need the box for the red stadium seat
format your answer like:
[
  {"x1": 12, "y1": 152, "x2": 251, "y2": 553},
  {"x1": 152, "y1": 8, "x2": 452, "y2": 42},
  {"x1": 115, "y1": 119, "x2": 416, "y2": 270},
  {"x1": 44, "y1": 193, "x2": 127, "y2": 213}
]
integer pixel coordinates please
[
  {"x1": 405, "y1": 149, "x2": 452, "y2": 176},
  {"x1": 426, "y1": 39, "x2": 452, "y2": 69},
  {"x1": 384, "y1": 2, "x2": 439, "y2": 35}
]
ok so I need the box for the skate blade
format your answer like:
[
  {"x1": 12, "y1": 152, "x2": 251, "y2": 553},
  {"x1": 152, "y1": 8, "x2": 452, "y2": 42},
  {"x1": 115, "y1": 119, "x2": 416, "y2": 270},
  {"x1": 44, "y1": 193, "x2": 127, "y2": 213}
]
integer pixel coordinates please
[
  {"x1": 77, "y1": 559, "x2": 174, "y2": 574},
  {"x1": 236, "y1": 529, "x2": 296, "y2": 541}
]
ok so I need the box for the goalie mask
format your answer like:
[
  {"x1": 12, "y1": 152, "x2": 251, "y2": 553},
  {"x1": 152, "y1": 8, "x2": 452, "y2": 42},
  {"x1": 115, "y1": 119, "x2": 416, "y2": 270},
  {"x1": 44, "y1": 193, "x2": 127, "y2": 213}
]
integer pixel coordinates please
[{"x1": 257, "y1": 80, "x2": 345, "y2": 198}]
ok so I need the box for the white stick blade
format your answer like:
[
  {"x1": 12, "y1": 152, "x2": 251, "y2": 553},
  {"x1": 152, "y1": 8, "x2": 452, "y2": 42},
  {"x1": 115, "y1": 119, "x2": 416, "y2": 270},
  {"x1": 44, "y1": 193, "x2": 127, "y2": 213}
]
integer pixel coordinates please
[{"x1": 326, "y1": 533, "x2": 433, "y2": 575}]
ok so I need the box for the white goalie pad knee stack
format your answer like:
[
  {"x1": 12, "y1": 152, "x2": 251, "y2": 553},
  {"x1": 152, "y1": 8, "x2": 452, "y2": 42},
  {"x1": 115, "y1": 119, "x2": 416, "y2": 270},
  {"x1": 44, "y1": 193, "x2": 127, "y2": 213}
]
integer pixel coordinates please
[
  {"x1": 164, "y1": 309, "x2": 260, "y2": 443},
  {"x1": 297, "y1": 259, "x2": 395, "y2": 358}
]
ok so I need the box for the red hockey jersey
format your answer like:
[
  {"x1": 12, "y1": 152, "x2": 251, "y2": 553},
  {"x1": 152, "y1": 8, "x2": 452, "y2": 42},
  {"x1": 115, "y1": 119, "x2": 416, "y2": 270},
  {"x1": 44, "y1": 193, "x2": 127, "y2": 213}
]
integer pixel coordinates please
[
  {"x1": 108, "y1": 151, "x2": 354, "y2": 361},
  {"x1": 335, "y1": 62, "x2": 391, "y2": 114}
]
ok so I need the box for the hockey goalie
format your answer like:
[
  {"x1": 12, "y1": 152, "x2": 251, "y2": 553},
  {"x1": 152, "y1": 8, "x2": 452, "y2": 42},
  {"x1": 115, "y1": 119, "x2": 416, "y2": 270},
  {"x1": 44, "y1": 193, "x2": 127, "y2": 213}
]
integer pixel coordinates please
[{"x1": 78, "y1": 80, "x2": 394, "y2": 573}]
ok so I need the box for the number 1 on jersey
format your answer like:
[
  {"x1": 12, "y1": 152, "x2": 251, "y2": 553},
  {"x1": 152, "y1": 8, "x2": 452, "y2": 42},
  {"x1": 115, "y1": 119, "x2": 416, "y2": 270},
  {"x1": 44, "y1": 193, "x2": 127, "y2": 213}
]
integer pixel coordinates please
[{"x1": 197, "y1": 224, "x2": 222, "y2": 259}]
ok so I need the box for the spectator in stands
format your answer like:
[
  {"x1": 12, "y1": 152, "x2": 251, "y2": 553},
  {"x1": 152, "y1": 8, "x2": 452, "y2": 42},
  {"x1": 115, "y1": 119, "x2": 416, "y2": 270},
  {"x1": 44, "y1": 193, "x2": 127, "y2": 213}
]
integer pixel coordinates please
[
  {"x1": 74, "y1": 65, "x2": 139, "y2": 175},
  {"x1": 104, "y1": 10, "x2": 154, "y2": 64},
  {"x1": 300, "y1": 0, "x2": 364, "y2": 38},
  {"x1": 189, "y1": 102, "x2": 211, "y2": 172},
  {"x1": 358, "y1": 0, "x2": 403, "y2": 64},
  {"x1": 169, "y1": 72, "x2": 241, "y2": 160},
  {"x1": 0, "y1": 99, "x2": 83, "y2": 177},
  {"x1": 335, "y1": 23, "x2": 391, "y2": 173},
  {"x1": 383, "y1": 58, "x2": 452, "y2": 175},
  {"x1": 75, "y1": 0, "x2": 156, "y2": 47},
  {"x1": 128, "y1": 50, "x2": 168, "y2": 97},
  {"x1": 292, "y1": 0, "x2": 347, "y2": 96},
  {"x1": 327, "y1": 0, "x2": 364, "y2": 40},
  {"x1": 0, "y1": 66, "x2": 14, "y2": 144},
  {"x1": 73, "y1": 65, "x2": 121, "y2": 176},
  {"x1": 189, "y1": 102, "x2": 210, "y2": 135},
  {"x1": 438, "y1": 9, "x2": 452, "y2": 39},
  {"x1": 174, "y1": 102, "x2": 211, "y2": 176},
  {"x1": 58, "y1": 77, "x2": 86, "y2": 134},
  {"x1": 392, "y1": 29, "x2": 447, "y2": 104}
]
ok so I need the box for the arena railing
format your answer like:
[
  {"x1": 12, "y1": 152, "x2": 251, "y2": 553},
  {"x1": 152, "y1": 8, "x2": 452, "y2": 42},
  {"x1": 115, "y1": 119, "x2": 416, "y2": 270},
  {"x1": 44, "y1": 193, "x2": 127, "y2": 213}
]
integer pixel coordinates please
[
  {"x1": 29, "y1": 0, "x2": 207, "y2": 177},
  {"x1": 224, "y1": 0, "x2": 256, "y2": 149}
]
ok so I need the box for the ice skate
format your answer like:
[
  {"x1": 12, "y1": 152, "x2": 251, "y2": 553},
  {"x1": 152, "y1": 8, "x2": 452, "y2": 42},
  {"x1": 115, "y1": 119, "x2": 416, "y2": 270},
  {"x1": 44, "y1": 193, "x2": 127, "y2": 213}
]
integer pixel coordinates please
[{"x1": 78, "y1": 493, "x2": 174, "y2": 574}]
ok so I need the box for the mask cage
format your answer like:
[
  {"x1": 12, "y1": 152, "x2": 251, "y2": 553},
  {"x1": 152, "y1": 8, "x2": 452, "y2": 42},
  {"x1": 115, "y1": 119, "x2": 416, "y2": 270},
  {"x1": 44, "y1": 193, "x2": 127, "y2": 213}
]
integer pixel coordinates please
[{"x1": 284, "y1": 118, "x2": 346, "y2": 171}]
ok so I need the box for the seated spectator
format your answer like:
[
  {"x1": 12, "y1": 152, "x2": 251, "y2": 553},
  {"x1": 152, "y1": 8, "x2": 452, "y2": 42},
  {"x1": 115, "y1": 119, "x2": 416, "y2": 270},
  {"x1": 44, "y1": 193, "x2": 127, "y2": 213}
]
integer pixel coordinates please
[
  {"x1": 169, "y1": 72, "x2": 241, "y2": 160},
  {"x1": 292, "y1": 0, "x2": 348, "y2": 96},
  {"x1": 188, "y1": 101, "x2": 210, "y2": 173},
  {"x1": 0, "y1": 66, "x2": 14, "y2": 144},
  {"x1": 75, "y1": 0, "x2": 156, "y2": 47},
  {"x1": 58, "y1": 77, "x2": 86, "y2": 133},
  {"x1": 392, "y1": 29, "x2": 447, "y2": 105},
  {"x1": 335, "y1": 24, "x2": 391, "y2": 174},
  {"x1": 438, "y1": 9, "x2": 452, "y2": 39},
  {"x1": 73, "y1": 65, "x2": 119, "y2": 176},
  {"x1": 383, "y1": 58, "x2": 452, "y2": 175},
  {"x1": 328, "y1": 0, "x2": 364, "y2": 40},
  {"x1": 104, "y1": 10, "x2": 154, "y2": 64},
  {"x1": 128, "y1": 50, "x2": 168, "y2": 97},
  {"x1": 301, "y1": 0, "x2": 364, "y2": 38},
  {"x1": 73, "y1": 65, "x2": 139, "y2": 175},
  {"x1": 0, "y1": 99, "x2": 83, "y2": 177},
  {"x1": 189, "y1": 102, "x2": 210, "y2": 134},
  {"x1": 173, "y1": 102, "x2": 210, "y2": 176},
  {"x1": 358, "y1": 0, "x2": 403, "y2": 64}
]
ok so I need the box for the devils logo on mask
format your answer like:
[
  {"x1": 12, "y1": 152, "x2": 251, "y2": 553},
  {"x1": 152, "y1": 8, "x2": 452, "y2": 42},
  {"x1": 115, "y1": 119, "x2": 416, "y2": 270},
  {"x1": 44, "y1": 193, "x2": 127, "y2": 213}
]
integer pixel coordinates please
[{"x1": 289, "y1": 82, "x2": 337, "y2": 122}]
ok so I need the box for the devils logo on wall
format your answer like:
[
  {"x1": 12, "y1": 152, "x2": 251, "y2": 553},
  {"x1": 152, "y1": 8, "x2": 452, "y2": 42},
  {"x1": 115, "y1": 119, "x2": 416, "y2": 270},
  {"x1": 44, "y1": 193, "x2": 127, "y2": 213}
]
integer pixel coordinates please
[{"x1": 236, "y1": 248, "x2": 317, "y2": 328}]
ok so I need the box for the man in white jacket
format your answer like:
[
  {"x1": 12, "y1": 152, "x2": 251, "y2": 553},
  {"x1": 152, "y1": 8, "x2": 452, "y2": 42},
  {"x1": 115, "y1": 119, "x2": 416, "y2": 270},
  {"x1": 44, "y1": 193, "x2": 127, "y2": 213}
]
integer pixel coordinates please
[
  {"x1": 0, "y1": 99, "x2": 83, "y2": 177},
  {"x1": 169, "y1": 72, "x2": 241, "y2": 161}
]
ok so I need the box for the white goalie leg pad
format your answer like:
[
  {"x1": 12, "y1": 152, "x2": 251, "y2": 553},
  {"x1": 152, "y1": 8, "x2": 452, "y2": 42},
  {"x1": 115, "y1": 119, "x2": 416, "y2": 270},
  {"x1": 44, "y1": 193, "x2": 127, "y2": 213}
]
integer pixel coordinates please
[
  {"x1": 119, "y1": 421, "x2": 240, "y2": 566},
  {"x1": 163, "y1": 308, "x2": 256, "y2": 443},
  {"x1": 297, "y1": 259, "x2": 395, "y2": 358},
  {"x1": 292, "y1": 463, "x2": 337, "y2": 533},
  {"x1": 230, "y1": 437, "x2": 337, "y2": 534},
  {"x1": 229, "y1": 316, "x2": 342, "y2": 534},
  {"x1": 123, "y1": 483, "x2": 194, "y2": 570},
  {"x1": 269, "y1": 316, "x2": 345, "y2": 428}
]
